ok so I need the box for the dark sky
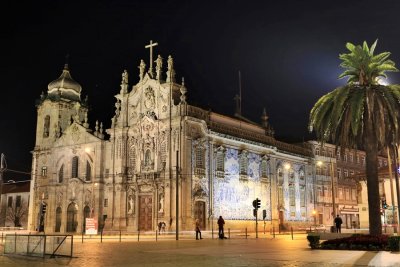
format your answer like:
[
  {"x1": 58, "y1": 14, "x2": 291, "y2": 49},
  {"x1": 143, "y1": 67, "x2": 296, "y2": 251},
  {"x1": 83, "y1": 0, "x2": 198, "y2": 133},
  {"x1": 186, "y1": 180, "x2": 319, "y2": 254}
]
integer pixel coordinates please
[{"x1": 2, "y1": 0, "x2": 400, "y2": 176}]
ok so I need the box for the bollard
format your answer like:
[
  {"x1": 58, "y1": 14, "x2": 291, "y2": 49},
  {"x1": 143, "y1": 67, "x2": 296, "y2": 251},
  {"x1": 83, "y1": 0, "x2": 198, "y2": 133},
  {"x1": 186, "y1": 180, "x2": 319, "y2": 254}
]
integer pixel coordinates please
[
  {"x1": 138, "y1": 230, "x2": 140, "y2": 242},
  {"x1": 273, "y1": 226, "x2": 275, "y2": 239},
  {"x1": 82, "y1": 230, "x2": 84, "y2": 243},
  {"x1": 212, "y1": 228, "x2": 214, "y2": 239},
  {"x1": 120, "y1": 230, "x2": 122, "y2": 242},
  {"x1": 101, "y1": 229, "x2": 103, "y2": 243},
  {"x1": 291, "y1": 227, "x2": 293, "y2": 240},
  {"x1": 156, "y1": 230, "x2": 158, "y2": 242},
  {"x1": 245, "y1": 228, "x2": 247, "y2": 239},
  {"x1": 1, "y1": 232, "x2": 3, "y2": 243},
  {"x1": 228, "y1": 228, "x2": 230, "y2": 239}
]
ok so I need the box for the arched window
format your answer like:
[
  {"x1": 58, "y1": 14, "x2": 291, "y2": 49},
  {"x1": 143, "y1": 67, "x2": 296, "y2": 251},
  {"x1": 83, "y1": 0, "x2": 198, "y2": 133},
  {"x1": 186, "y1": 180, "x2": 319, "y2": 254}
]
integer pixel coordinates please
[
  {"x1": 72, "y1": 156, "x2": 79, "y2": 178},
  {"x1": 85, "y1": 161, "x2": 91, "y2": 181},
  {"x1": 58, "y1": 164, "x2": 64, "y2": 183},
  {"x1": 261, "y1": 159, "x2": 268, "y2": 178},
  {"x1": 55, "y1": 207, "x2": 62, "y2": 232},
  {"x1": 43, "y1": 115, "x2": 50, "y2": 138}
]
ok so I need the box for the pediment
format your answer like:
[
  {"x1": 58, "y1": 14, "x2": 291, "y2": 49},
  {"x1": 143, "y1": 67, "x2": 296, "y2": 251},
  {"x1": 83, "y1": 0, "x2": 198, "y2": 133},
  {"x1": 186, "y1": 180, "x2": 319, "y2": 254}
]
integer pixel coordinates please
[
  {"x1": 128, "y1": 77, "x2": 169, "y2": 125},
  {"x1": 54, "y1": 122, "x2": 100, "y2": 147}
]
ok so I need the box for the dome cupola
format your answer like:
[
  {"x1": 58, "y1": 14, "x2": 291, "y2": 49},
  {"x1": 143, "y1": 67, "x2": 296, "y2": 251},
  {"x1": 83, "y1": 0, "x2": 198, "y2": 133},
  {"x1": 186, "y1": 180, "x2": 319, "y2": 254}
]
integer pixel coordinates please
[{"x1": 47, "y1": 64, "x2": 82, "y2": 101}]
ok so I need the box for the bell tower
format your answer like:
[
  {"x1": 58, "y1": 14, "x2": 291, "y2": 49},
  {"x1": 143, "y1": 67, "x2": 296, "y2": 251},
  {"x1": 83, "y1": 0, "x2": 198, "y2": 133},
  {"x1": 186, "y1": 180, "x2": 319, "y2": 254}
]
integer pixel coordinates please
[{"x1": 34, "y1": 63, "x2": 88, "y2": 150}]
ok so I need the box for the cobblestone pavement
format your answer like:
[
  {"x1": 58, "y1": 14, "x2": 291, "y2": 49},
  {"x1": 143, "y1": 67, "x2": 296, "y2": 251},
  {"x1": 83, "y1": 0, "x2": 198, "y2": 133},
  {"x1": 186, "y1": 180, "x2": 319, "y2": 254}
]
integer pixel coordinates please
[{"x1": 0, "y1": 234, "x2": 399, "y2": 266}]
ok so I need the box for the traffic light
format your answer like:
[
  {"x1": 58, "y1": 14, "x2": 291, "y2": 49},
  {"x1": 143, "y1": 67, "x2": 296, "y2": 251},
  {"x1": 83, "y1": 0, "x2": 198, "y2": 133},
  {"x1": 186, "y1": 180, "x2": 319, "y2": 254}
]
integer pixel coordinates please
[
  {"x1": 253, "y1": 209, "x2": 257, "y2": 217},
  {"x1": 382, "y1": 199, "x2": 388, "y2": 209},
  {"x1": 42, "y1": 203, "x2": 47, "y2": 214},
  {"x1": 256, "y1": 198, "x2": 261, "y2": 209},
  {"x1": 262, "y1": 209, "x2": 267, "y2": 220}
]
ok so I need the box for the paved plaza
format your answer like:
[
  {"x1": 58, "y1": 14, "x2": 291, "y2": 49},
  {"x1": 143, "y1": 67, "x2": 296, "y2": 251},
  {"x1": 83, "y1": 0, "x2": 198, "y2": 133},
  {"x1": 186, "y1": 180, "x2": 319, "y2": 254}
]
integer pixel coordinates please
[{"x1": 0, "y1": 233, "x2": 399, "y2": 267}]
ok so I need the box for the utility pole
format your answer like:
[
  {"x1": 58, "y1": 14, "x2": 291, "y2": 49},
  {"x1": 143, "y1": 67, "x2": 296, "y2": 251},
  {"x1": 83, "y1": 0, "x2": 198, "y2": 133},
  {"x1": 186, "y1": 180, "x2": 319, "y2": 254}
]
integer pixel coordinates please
[
  {"x1": 0, "y1": 154, "x2": 6, "y2": 226},
  {"x1": 176, "y1": 150, "x2": 179, "y2": 240}
]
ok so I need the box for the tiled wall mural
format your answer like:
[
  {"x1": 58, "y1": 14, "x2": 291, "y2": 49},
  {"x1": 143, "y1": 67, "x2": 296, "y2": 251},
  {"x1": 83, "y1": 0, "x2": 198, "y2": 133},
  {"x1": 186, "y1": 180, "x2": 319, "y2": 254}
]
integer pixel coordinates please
[{"x1": 213, "y1": 148, "x2": 271, "y2": 220}]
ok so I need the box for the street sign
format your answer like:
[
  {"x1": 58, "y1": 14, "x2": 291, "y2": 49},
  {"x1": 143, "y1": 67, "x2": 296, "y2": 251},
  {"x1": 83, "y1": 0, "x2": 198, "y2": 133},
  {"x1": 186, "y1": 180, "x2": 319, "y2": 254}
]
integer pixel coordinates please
[{"x1": 85, "y1": 218, "x2": 98, "y2": 235}]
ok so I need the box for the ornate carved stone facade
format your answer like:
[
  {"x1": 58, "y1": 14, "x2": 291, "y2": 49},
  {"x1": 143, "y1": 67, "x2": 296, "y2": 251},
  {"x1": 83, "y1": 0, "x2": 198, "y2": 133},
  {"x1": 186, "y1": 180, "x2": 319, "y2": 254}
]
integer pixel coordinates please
[{"x1": 28, "y1": 46, "x2": 316, "y2": 234}]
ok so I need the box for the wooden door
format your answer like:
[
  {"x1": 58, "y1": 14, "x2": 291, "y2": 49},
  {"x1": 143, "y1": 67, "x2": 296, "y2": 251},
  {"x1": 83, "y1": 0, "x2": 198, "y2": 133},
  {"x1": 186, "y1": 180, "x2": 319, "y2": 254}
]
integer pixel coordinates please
[
  {"x1": 139, "y1": 196, "x2": 152, "y2": 231},
  {"x1": 194, "y1": 201, "x2": 206, "y2": 229}
]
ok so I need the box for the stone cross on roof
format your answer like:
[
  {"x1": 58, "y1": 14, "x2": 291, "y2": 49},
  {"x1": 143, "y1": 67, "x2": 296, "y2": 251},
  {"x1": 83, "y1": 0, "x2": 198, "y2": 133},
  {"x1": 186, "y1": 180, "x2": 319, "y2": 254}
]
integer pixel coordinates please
[{"x1": 145, "y1": 40, "x2": 158, "y2": 78}]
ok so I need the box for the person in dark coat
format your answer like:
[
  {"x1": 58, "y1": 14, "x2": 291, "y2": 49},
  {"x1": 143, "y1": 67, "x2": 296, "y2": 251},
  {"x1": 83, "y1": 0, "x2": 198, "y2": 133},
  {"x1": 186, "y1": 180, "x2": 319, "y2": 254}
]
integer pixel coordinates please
[
  {"x1": 217, "y1": 216, "x2": 225, "y2": 239},
  {"x1": 334, "y1": 215, "x2": 343, "y2": 233},
  {"x1": 195, "y1": 219, "x2": 203, "y2": 240}
]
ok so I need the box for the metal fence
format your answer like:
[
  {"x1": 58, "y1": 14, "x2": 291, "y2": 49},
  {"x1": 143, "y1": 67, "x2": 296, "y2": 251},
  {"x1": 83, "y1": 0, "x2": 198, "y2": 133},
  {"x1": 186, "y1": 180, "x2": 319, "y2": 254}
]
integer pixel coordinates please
[{"x1": 3, "y1": 234, "x2": 73, "y2": 258}]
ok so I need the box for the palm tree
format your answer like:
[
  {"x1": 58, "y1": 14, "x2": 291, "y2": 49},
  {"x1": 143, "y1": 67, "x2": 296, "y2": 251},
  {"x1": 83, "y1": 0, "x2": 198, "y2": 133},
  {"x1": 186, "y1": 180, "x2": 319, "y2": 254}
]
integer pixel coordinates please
[{"x1": 309, "y1": 40, "x2": 400, "y2": 235}]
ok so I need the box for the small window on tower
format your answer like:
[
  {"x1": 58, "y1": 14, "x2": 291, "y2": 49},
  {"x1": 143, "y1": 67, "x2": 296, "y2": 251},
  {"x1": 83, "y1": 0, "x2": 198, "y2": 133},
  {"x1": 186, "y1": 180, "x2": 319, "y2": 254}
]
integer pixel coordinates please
[
  {"x1": 41, "y1": 166, "x2": 47, "y2": 177},
  {"x1": 43, "y1": 115, "x2": 50, "y2": 138}
]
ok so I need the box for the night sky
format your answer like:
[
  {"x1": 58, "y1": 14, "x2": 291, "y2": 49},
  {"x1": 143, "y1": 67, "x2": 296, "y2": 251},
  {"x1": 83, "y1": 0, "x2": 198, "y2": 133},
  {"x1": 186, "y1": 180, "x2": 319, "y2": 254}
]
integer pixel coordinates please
[{"x1": 2, "y1": 0, "x2": 400, "y2": 177}]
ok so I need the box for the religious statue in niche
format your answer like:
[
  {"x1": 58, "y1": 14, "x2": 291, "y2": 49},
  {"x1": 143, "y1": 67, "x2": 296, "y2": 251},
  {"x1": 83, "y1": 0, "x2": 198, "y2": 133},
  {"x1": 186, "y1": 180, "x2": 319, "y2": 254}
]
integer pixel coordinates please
[
  {"x1": 144, "y1": 87, "x2": 155, "y2": 109},
  {"x1": 128, "y1": 195, "x2": 135, "y2": 214},
  {"x1": 144, "y1": 149, "x2": 152, "y2": 167},
  {"x1": 159, "y1": 193, "x2": 164, "y2": 213}
]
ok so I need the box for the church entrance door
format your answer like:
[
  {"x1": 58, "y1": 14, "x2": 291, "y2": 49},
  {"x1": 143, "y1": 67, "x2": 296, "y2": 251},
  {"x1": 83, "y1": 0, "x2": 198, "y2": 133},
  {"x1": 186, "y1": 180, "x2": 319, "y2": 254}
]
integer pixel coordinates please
[
  {"x1": 66, "y1": 203, "x2": 78, "y2": 232},
  {"x1": 194, "y1": 201, "x2": 206, "y2": 229},
  {"x1": 139, "y1": 196, "x2": 152, "y2": 231}
]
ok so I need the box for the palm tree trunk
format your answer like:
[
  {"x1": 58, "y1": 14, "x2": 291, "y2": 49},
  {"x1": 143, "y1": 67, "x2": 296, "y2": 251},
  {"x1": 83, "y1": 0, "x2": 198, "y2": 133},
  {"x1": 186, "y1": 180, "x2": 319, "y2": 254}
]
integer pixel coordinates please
[{"x1": 364, "y1": 110, "x2": 382, "y2": 235}]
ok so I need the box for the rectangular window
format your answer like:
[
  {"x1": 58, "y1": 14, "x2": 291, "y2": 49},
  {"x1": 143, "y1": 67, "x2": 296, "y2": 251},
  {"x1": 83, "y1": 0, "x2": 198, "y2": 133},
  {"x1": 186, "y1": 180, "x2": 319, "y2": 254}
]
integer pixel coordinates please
[
  {"x1": 336, "y1": 151, "x2": 340, "y2": 160},
  {"x1": 196, "y1": 148, "x2": 204, "y2": 169},
  {"x1": 344, "y1": 153, "x2": 347, "y2": 162},
  {"x1": 240, "y1": 154, "x2": 248, "y2": 175},
  {"x1": 16, "y1": 195, "x2": 21, "y2": 207},
  {"x1": 300, "y1": 188, "x2": 305, "y2": 207},
  {"x1": 350, "y1": 153, "x2": 353, "y2": 162},
  {"x1": 344, "y1": 170, "x2": 348, "y2": 177},
  {"x1": 216, "y1": 152, "x2": 224, "y2": 172},
  {"x1": 289, "y1": 187, "x2": 295, "y2": 206},
  {"x1": 356, "y1": 154, "x2": 360, "y2": 164},
  {"x1": 8, "y1": 196, "x2": 13, "y2": 207},
  {"x1": 378, "y1": 160, "x2": 382, "y2": 167},
  {"x1": 338, "y1": 188, "x2": 343, "y2": 199},
  {"x1": 278, "y1": 186, "x2": 284, "y2": 205},
  {"x1": 362, "y1": 156, "x2": 365, "y2": 165},
  {"x1": 328, "y1": 150, "x2": 333, "y2": 158},
  {"x1": 104, "y1": 198, "x2": 108, "y2": 207},
  {"x1": 337, "y1": 168, "x2": 341, "y2": 179}
]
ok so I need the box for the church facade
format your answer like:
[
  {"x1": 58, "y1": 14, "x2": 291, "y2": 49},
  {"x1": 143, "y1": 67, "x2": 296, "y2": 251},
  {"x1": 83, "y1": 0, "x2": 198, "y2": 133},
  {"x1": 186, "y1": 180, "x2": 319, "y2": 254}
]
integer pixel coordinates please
[{"x1": 28, "y1": 48, "x2": 316, "y2": 233}]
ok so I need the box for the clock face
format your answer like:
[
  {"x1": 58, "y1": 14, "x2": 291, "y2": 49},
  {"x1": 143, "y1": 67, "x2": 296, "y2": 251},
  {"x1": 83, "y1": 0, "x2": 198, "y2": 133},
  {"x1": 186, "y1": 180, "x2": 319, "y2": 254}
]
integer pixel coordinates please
[{"x1": 144, "y1": 87, "x2": 155, "y2": 109}]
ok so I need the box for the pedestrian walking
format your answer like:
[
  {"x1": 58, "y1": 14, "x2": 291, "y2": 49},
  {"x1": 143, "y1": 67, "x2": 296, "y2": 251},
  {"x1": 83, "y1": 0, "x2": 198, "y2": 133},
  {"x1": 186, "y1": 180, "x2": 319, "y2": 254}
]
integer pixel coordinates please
[
  {"x1": 161, "y1": 221, "x2": 166, "y2": 234},
  {"x1": 158, "y1": 222, "x2": 162, "y2": 233},
  {"x1": 217, "y1": 216, "x2": 225, "y2": 239},
  {"x1": 334, "y1": 215, "x2": 343, "y2": 233},
  {"x1": 195, "y1": 219, "x2": 203, "y2": 240}
]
